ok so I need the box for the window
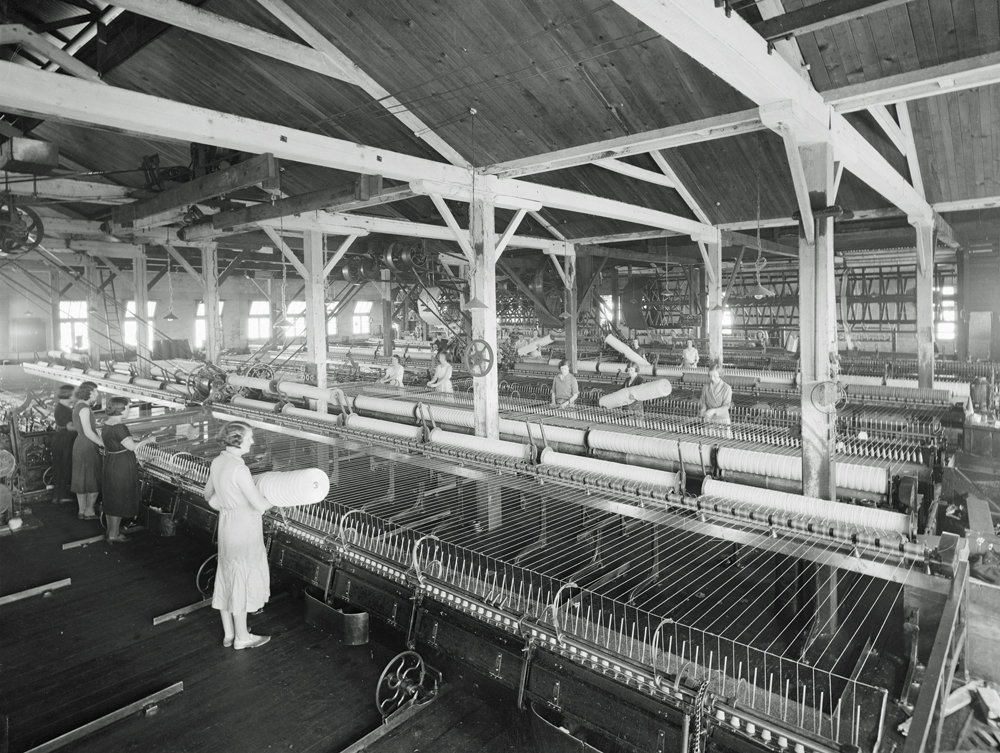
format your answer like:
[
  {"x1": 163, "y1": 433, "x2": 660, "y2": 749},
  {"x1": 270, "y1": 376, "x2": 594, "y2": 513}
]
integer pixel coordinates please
[
  {"x1": 937, "y1": 285, "x2": 957, "y2": 341},
  {"x1": 353, "y1": 300, "x2": 372, "y2": 335},
  {"x1": 326, "y1": 302, "x2": 339, "y2": 336},
  {"x1": 722, "y1": 308, "x2": 734, "y2": 336},
  {"x1": 599, "y1": 294, "x2": 615, "y2": 325},
  {"x1": 194, "y1": 301, "x2": 225, "y2": 348},
  {"x1": 282, "y1": 301, "x2": 307, "y2": 337},
  {"x1": 59, "y1": 300, "x2": 89, "y2": 351},
  {"x1": 124, "y1": 301, "x2": 156, "y2": 347},
  {"x1": 248, "y1": 300, "x2": 270, "y2": 340}
]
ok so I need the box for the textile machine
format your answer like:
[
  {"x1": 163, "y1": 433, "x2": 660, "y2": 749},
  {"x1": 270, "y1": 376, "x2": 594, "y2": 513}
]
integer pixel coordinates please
[{"x1": 20, "y1": 356, "x2": 980, "y2": 753}]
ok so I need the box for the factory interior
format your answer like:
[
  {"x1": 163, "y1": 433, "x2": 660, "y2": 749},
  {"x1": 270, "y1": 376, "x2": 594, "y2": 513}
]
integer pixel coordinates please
[{"x1": 2, "y1": 1, "x2": 1000, "y2": 752}]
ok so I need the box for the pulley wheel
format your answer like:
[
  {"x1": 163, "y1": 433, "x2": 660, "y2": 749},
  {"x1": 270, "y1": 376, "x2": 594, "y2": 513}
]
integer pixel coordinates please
[
  {"x1": 375, "y1": 650, "x2": 433, "y2": 718},
  {"x1": 463, "y1": 338, "x2": 495, "y2": 378},
  {"x1": 810, "y1": 381, "x2": 847, "y2": 414}
]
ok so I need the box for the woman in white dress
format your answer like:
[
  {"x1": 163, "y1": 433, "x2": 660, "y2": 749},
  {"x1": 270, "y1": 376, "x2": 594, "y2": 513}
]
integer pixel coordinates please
[
  {"x1": 204, "y1": 422, "x2": 274, "y2": 650},
  {"x1": 427, "y1": 352, "x2": 454, "y2": 394}
]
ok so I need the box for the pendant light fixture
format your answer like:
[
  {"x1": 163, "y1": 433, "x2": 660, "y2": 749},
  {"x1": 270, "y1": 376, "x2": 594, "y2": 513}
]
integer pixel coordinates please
[{"x1": 162, "y1": 256, "x2": 179, "y2": 321}]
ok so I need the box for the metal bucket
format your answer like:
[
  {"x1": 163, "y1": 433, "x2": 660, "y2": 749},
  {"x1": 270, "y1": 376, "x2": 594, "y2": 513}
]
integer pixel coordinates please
[{"x1": 304, "y1": 590, "x2": 369, "y2": 645}]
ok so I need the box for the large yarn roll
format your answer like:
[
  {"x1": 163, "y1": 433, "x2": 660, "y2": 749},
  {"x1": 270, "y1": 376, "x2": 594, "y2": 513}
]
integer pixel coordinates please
[
  {"x1": 256, "y1": 468, "x2": 330, "y2": 507},
  {"x1": 354, "y1": 395, "x2": 418, "y2": 418},
  {"x1": 715, "y1": 448, "x2": 888, "y2": 495},
  {"x1": 604, "y1": 334, "x2": 650, "y2": 366},
  {"x1": 428, "y1": 429, "x2": 532, "y2": 460},
  {"x1": 701, "y1": 478, "x2": 909, "y2": 534},
  {"x1": 540, "y1": 448, "x2": 679, "y2": 491},
  {"x1": 587, "y1": 430, "x2": 710, "y2": 467},
  {"x1": 517, "y1": 334, "x2": 553, "y2": 356},
  {"x1": 419, "y1": 404, "x2": 476, "y2": 429},
  {"x1": 345, "y1": 414, "x2": 424, "y2": 440},
  {"x1": 598, "y1": 378, "x2": 672, "y2": 409}
]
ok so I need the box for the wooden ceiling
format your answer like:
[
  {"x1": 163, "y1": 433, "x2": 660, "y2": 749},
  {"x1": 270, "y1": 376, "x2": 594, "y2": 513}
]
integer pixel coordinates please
[{"x1": 1, "y1": 0, "x2": 999, "y2": 265}]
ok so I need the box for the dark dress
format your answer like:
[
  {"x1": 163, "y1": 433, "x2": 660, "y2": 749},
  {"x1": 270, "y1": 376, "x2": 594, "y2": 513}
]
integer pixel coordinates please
[
  {"x1": 50, "y1": 403, "x2": 76, "y2": 500},
  {"x1": 101, "y1": 423, "x2": 140, "y2": 518},
  {"x1": 70, "y1": 402, "x2": 102, "y2": 494}
]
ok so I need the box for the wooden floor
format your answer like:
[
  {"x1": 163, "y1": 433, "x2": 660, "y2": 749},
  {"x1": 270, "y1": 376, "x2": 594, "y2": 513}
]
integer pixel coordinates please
[
  {"x1": 0, "y1": 497, "x2": 578, "y2": 753},
  {"x1": 0, "y1": 500, "x2": 388, "y2": 753}
]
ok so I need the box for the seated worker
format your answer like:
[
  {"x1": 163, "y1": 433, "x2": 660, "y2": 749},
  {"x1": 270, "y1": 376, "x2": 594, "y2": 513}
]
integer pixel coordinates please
[
  {"x1": 378, "y1": 353, "x2": 405, "y2": 387},
  {"x1": 621, "y1": 362, "x2": 645, "y2": 418},
  {"x1": 550, "y1": 359, "x2": 579, "y2": 409},
  {"x1": 682, "y1": 339, "x2": 699, "y2": 368},
  {"x1": 699, "y1": 362, "x2": 732, "y2": 426}
]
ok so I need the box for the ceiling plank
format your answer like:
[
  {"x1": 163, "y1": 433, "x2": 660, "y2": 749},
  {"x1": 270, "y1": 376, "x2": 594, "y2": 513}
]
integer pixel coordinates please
[
  {"x1": 254, "y1": 0, "x2": 470, "y2": 168},
  {"x1": 108, "y1": 0, "x2": 358, "y2": 82}
]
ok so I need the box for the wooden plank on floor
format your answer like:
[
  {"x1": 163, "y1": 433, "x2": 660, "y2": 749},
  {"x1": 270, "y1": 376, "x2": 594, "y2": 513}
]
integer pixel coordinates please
[{"x1": 0, "y1": 578, "x2": 71, "y2": 606}]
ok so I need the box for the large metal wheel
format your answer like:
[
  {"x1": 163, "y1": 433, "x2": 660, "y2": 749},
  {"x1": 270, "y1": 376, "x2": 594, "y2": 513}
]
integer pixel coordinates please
[
  {"x1": 375, "y1": 650, "x2": 437, "y2": 719},
  {"x1": 463, "y1": 338, "x2": 495, "y2": 378},
  {"x1": 0, "y1": 195, "x2": 43, "y2": 255}
]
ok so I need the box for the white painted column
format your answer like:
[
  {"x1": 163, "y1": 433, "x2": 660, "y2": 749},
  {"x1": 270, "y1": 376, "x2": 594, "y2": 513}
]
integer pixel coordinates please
[
  {"x1": 201, "y1": 245, "x2": 221, "y2": 364},
  {"x1": 705, "y1": 240, "x2": 723, "y2": 366},
  {"x1": 469, "y1": 196, "x2": 499, "y2": 439},
  {"x1": 913, "y1": 222, "x2": 936, "y2": 390},
  {"x1": 564, "y1": 245, "x2": 578, "y2": 372},
  {"x1": 303, "y1": 229, "x2": 329, "y2": 412},
  {"x1": 134, "y1": 251, "x2": 151, "y2": 377}
]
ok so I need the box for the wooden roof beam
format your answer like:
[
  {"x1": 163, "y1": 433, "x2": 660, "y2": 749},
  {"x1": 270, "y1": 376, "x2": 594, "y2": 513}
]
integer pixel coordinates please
[
  {"x1": 752, "y1": 0, "x2": 914, "y2": 43},
  {"x1": 0, "y1": 23, "x2": 105, "y2": 84},
  {"x1": 648, "y1": 151, "x2": 712, "y2": 224},
  {"x1": 4, "y1": 173, "x2": 134, "y2": 204},
  {"x1": 827, "y1": 51, "x2": 1000, "y2": 112},
  {"x1": 0, "y1": 63, "x2": 716, "y2": 241},
  {"x1": 108, "y1": 0, "x2": 358, "y2": 83},
  {"x1": 485, "y1": 109, "x2": 766, "y2": 179},
  {"x1": 594, "y1": 158, "x2": 675, "y2": 188},
  {"x1": 612, "y1": 0, "x2": 934, "y2": 224},
  {"x1": 253, "y1": 0, "x2": 470, "y2": 168}
]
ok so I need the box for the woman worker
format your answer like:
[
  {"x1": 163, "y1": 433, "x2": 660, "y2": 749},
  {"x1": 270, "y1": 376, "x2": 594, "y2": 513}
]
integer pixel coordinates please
[
  {"x1": 70, "y1": 383, "x2": 104, "y2": 520},
  {"x1": 427, "y1": 351, "x2": 454, "y2": 393},
  {"x1": 50, "y1": 384, "x2": 77, "y2": 505},
  {"x1": 101, "y1": 396, "x2": 141, "y2": 544},
  {"x1": 378, "y1": 354, "x2": 405, "y2": 387},
  {"x1": 699, "y1": 362, "x2": 733, "y2": 435},
  {"x1": 204, "y1": 422, "x2": 274, "y2": 650}
]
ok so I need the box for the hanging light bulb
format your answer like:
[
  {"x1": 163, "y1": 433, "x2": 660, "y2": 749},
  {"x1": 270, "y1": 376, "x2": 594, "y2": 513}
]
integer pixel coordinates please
[{"x1": 162, "y1": 256, "x2": 179, "y2": 321}]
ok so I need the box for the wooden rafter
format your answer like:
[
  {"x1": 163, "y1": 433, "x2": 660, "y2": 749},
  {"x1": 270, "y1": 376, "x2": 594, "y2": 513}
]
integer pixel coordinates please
[{"x1": 753, "y1": 0, "x2": 914, "y2": 42}]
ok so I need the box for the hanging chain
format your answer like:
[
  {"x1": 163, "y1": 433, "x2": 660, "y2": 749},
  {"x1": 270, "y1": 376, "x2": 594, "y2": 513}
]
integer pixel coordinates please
[
  {"x1": 754, "y1": 133, "x2": 768, "y2": 286},
  {"x1": 166, "y1": 256, "x2": 174, "y2": 313}
]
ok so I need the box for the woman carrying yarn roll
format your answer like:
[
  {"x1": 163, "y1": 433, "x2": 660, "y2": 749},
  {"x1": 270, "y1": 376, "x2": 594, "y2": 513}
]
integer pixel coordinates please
[
  {"x1": 50, "y1": 384, "x2": 77, "y2": 505},
  {"x1": 70, "y1": 382, "x2": 104, "y2": 520},
  {"x1": 426, "y1": 351, "x2": 453, "y2": 394},
  {"x1": 204, "y1": 421, "x2": 273, "y2": 650},
  {"x1": 101, "y1": 396, "x2": 141, "y2": 544}
]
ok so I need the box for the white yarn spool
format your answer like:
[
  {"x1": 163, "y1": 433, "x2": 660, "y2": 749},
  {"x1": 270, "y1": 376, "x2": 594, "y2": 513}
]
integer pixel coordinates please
[
  {"x1": 716, "y1": 448, "x2": 888, "y2": 495},
  {"x1": 498, "y1": 419, "x2": 588, "y2": 447},
  {"x1": 354, "y1": 395, "x2": 418, "y2": 418},
  {"x1": 420, "y1": 404, "x2": 476, "y2": 429},
  {"x1": 256, "y1": 468, "x2": 330, "y2": 507},
  {"x1": 540, "y1": 448, "x2": 679, "y2": 490},
  {"x1": 598, "y1": 378, "x2": 672, "y2": 409},
  {"x1": 517, "y1": 334, "x2": 553, "y2": 356},
  {"x1": 701, "y1": 478, "x2": 908, "y2": 534},
  {"x1": 604, "y1": 334, "x2": 650, "y2": 366},
  {"x1": 429, "y1": 429, "x2": 531, "y2": 460},
  {"x1": 587, "y1": 430, "x2": 710, "y2": 467},
  {"x1": 345, "y1": 414, "x2": 423, "y2": 440}
]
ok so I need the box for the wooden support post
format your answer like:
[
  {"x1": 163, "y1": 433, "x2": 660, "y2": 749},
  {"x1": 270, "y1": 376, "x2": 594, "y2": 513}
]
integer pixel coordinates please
[
  {"x1": 201, "y1": 245, "x2": 220, "y2": 364},
  {"x1": 705, "y1": 241, "x2": 723, "y2": 365},
  {"x1": 469, "y1": 195, "x2": 499, "y2": 440},
  {"x1": 564, "y1": 245, "x2": 578, "y2": 372},
  {"x1": 914, "y1": 221, "x2": 936, "y2": 389},
  {"x1": 796, "y1": 141, "x2": 839, "y2": 637},
  {"x1": 85, "y1": 262, "x2": 102, "y2": 368},
  {"x1": 49, "y1": 270, "x2": 60, "y2": 352},
  {"x1": 381, "y1": 268, "x2": 394, "y2": 357},
  {"x1": 610, "y1": 266, "x2": 619, "y2": 328},
  {"x1": 303, "y1": 229, "x2": 328, "y2": 413},
  {"x1": 133, "y1": 252, "x2": 151, "y2": 377}
]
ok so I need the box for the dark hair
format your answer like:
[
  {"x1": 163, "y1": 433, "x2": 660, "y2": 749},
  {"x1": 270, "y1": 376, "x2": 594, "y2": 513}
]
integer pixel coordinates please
[
  {"x1": 105, "y1": 396, "x2": 130, "y2": 416},
  {"x1": 558, "y1": 359, "x2": 568, "y2": 368},
  {"x1": 218, "y1": 421, "x2": 253, "y2": 448},
  {"x1": 390, "y1": 353, "x2": 400, "y2": 363},
  {"x1": 73, "y1": 384, "x2": 96, "y2": 402},
  {"x1": 709, "y1": 360, "x2": 723, "y2": 374},
  {"x1": 57, "y1": 384, "x2": 75, "y2": 399}
]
